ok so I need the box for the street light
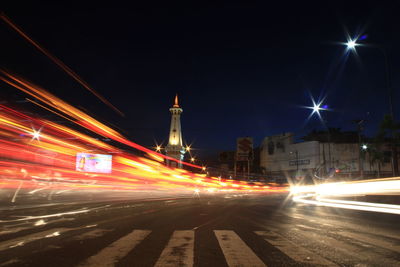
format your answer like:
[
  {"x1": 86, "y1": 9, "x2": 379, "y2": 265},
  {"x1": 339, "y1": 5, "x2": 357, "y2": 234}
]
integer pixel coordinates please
[
  {"x1": 361, "y1": 144, "x2": 368, "y2": 150},
  {"x1": 304, "y1": 94, "x2": 332, "y2": 172},
  {"x1": 155, "y1": 145, "x2": 162, "y2": 152},
  {"x1": 190, "y1": 157, "x2": 195, "y2": 162},
  {"x1": 346, "y1": 39, "x2": 358, "y2": 50},
  {"x1": 342, "y1": 36, "x2": 397, "y2": 176},
  {"x1": 343, "y1": 37, "x2": 393, "y2": 118},
  {"x1": 305, "y1": 95, "x2": 328, "y2": 120},
  {"x1": 312, "y1": 102, "x2": 321, "y2": 113},
  {"x1": 31, "y1": 127, "x2": 42, "y2": 141}
]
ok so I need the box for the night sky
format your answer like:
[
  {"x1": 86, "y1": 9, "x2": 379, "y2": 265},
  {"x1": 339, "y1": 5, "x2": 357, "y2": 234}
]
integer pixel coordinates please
[{"x1": 1, "y1": 1, "x2": 400, "y2": 159}]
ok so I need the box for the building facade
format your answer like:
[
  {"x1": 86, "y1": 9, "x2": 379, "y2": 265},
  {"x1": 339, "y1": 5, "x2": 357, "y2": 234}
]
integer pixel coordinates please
[{"x1": 260, "y1": 132, "x2": 396, "y2": 182}]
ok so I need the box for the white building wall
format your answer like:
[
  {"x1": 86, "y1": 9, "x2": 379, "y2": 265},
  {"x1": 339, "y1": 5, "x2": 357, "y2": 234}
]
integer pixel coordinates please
[
  {"x1": 260, "y1": 135, "x2": 394, "y2": 178},
  {"x1": 285, "y1": 141, "x2": 320, "y2": 171}
]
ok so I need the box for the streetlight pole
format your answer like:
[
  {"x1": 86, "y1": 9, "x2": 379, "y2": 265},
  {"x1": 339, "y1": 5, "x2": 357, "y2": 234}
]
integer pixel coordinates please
[
  {"x1": 355, "y1": 119, "x2": 364, "y2": 178},
  {"x1": 380, "y1": 48, "x2": 398, "y2": 177},
  {"x1": 290, "y1": 150, "x2": 299, "y2": 176},
  {"x1": 346, "y1": 40, "x2": 398, "y2": 176},
  {"x1": 380, "y1": 48, "x2": 394, "y2": 119}
]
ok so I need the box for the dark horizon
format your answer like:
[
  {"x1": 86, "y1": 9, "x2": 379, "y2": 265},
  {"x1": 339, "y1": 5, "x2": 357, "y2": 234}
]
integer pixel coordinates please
[{"x1": 1, "y1": 1, "x2": 400, "y2": 159}]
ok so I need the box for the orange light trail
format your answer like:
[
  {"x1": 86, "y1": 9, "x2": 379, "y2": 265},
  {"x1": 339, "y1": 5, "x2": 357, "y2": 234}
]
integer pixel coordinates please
[
  {"x1": 0, "y1": 97, "x2": 287, "y2": 195},
  {"x1": 0, "y1": 13, "x2": 124, "y2": 117},
  {"x1": 0, "y1": 69, "x2": 201, "y2": 169}
]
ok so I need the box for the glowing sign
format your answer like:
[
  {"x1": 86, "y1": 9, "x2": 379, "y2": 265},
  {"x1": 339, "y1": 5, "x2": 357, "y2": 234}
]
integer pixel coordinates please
[{"x1": 76, "y1": 153, "x2": 112, "y2": 173}]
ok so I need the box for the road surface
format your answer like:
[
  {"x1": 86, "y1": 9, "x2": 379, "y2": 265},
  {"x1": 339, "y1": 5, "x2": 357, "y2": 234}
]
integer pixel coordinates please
[{"x1": 1, "y1": 192, "x2": 399, "y2": 266}]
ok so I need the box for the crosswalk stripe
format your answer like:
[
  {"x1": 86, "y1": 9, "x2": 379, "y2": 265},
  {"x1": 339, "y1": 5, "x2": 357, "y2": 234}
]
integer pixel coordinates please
[
  {"x1": 255, "y1": 231, "x2": 338, "y2": 266},
  {"x1": 214, "y1": 230, "x2": 266, "y2": 267},
  {"x1": 78, "y1": 229, "x2": 150, "y2": 267},
  {"x1": 154, "y1": 230, "x2": 194, "y2": 267}
]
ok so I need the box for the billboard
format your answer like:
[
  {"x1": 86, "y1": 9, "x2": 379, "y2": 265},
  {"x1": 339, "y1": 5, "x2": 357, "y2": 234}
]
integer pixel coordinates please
[
  {"x1": 236, "y1": 137, "x2": 253, "y2": 161},
  {"x1": 76, "y1": 153, "x2": 112, "y2": 173}
]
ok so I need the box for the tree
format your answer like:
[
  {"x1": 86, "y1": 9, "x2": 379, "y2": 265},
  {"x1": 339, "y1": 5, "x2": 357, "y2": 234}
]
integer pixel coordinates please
[
  {"x1": 367, "y1": 142, "x2": 384, "y2": 177},
  {"x1": 377, "y1": 115, "x2": 400, "y2": 176}
]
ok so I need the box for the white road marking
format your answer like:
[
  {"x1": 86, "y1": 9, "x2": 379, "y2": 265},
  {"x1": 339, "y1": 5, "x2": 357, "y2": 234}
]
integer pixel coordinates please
[
  {"x1": 79, "y1": 229, "x2": 150, "y2": 267},
  {"x1": 154, "y1": 230, "x2": 194, "y2": 267},
  {"x1": 0, "y1": 228, "x2": 71, "y2": 251},
  {"x1": 295, "y1": 224, "x2": 317, "y2": 230},
  {"x1": 214, "y1": 230, "x2": 266, "y2": 267},
  {"x1": 0, "y1": 259, "x2": 22, "y2": 266},
  {"x1": 72, "y1": 229, "x2": 111, "y2": 241},
  {"x1": 255, "y1": 231, "x2": 338, "y2": 266}
]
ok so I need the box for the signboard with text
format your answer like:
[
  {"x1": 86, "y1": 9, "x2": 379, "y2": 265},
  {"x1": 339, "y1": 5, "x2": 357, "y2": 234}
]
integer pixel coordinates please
[
  {"x1": 76, "y1": 153, "x2": 112, "y2": 173},
  {"x1": 289, "y1": 159, "x2": 310, "y2": 166},
  {"x1": 236, "y1": 137, "x2": 253, "y2": 161}
]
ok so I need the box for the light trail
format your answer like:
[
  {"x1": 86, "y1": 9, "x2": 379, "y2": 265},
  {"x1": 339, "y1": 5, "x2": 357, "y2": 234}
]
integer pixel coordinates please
[
  {"x1": 0, "y1": 76, "x2": 288, "y2": 197},
  {"x1": 291, "y1": 178, "x2": 400, "y2": 215},
  {"x1": 0, "y1": 12, "x2": 124, "y2": 117},
  {"x1": 0, "y1": 69, "x2": 202, "y2": 169}
]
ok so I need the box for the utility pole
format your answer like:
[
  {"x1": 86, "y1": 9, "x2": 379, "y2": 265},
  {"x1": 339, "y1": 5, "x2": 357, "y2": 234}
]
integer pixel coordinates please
[
  {"x1": 354, "y1": 119, "x2": 365, "y2": 178},
  {"x1": 381, "y1": 48, "x2": 399, "y2": 177}
]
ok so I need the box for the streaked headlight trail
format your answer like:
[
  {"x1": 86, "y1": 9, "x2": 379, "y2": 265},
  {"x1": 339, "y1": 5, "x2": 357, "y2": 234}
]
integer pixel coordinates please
[
  {"x1": 0, "y1": 71, "x2": 287, "y2": 198},
  {"x1": 291, "y1": 178, "x2": 400, "y2": 215}
]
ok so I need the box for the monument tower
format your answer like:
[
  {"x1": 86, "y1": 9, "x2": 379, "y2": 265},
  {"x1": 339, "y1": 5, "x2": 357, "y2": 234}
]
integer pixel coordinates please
[{"x1": 165, "y1": 94, "x2": 185, "y2": 167}]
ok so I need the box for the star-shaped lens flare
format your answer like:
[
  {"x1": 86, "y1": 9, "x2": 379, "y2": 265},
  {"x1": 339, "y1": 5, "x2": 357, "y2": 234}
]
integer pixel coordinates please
[
  {"x1": 304, "y1": 95, "x2": 329, "y2": 123},
  {"x1": 30, "y1": 126, "x2": 42, "y2": 141},
  {"x1": 346, "y1": 39, "x2": 358, "y2": 50}
]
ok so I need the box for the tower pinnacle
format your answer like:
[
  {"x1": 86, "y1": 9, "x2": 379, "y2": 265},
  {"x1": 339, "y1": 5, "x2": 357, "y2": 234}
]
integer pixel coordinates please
[{"x1": 173, "y1": 94, "x2": 180, "y2": 108}]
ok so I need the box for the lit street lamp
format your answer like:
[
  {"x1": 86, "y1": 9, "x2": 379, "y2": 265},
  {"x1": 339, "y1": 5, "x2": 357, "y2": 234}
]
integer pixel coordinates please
[
  {"x1": 344, "y1": 37, "x2": 394, "y2": 119},
  {"x1": 343, "y1": 36, "x2": 398, "y2": 176},
  {"x1": 361, "y1": 144, "x2": 368, "y2": 150},
  {"x1": 346, "y1": 39, "x2": 357, "y2": 50}
]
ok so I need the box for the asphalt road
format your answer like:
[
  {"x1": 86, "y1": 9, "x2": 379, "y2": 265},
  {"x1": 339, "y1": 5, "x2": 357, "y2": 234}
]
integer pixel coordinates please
[{"x1": 1, "y1": 192, "x2": 400, "y2": 266}]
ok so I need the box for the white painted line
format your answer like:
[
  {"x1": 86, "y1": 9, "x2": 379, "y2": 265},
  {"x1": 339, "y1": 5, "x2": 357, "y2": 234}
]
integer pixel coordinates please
[
  {"x1": 0, "y1": 228, "x2": 71, "y2": 251},
  {"x1": 154, "y1": 230, "x2": 194, "y2": 267},
  {"x1": 72, "y1": 229, "x2": 112, "y2": 241},
  {"x1": 255, "y1": 231, "x2": 338, "y2": 266},
  {"x1": 79, "y1": 229, "x2": 150, "y2": 267},
  {"x1": 214, "y1": 230, "x2": 266, "y2": 267}
]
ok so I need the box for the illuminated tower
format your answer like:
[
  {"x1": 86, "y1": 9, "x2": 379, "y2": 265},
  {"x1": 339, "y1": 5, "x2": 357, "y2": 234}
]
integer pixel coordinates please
[{"x1": 165, "y1": 94, "x2": 185, "y2": 168}]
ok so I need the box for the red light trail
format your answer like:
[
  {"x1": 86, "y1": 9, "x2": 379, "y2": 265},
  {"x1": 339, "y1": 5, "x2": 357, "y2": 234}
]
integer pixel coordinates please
[
  {"x1": 0, "y1": 71, "x2": 287, "y2": 195},
  {"x1": 0, "y1": 12, "x2": 124, "y2": 117}
]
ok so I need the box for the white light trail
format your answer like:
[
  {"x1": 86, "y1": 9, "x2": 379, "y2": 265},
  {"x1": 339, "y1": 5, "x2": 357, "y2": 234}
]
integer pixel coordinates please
[{"x1": 291, "y1": 177, "x2": 400, "y2": 215}]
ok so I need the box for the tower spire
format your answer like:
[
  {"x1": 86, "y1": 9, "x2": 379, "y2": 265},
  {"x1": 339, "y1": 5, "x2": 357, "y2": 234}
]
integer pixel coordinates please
[
  {"x1": 166, "y1": 94, "x2": 184, "y2": 168},
  {"x1": 173, "y1": 93, "x2": 180, "y2": 108}
]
